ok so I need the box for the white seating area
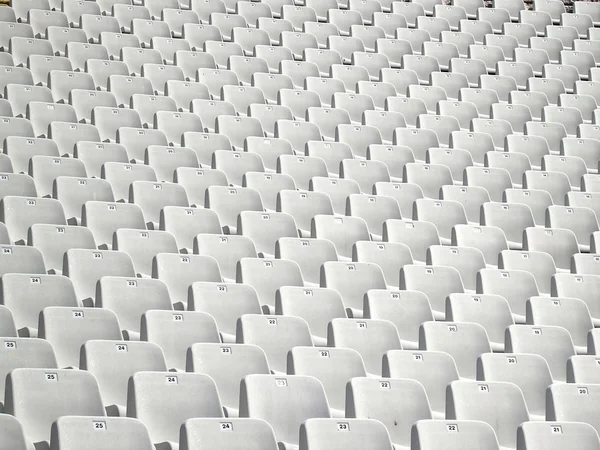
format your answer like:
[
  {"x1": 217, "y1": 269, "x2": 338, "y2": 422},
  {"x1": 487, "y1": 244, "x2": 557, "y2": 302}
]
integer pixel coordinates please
[{"x1": 1, "y1": 0, "x2": 600, "y2": 448}]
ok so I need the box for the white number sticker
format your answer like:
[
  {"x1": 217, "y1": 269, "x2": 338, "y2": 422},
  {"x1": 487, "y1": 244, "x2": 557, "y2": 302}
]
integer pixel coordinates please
[
  {"x1": 379, "y1": 381, "x2": 391, "y2": 389},
  {"x1": 358, "y1": 322, "x2": 367, "y2": 329},
  {"x1": 507, "y1": 356, "x2": 517, "y2": 364},
  {"x1": 551, "y1": 425, "x2": 562, "y2": 434},
  {"x1": 4, "y1": 341, "x2": 16, "y2": 349},
  {"x1": 275, "y1": 378, "x2": 288, "y2": 387},
  {"x1": 93, "y1": 421, "x2": 106, "y2": 430},
  {"x1": 478, "y1": 384, "x2": 489, "y2": 392},
  {"x1": 46, "y1": 373, "x2": 58, "y2": 381},
  {"x1": 30, "y1": 277, "x2": 41, "y2": 284},
  {"x1": 533, "y1": 328, "x2": 542, "y2": 335},
  {"x1": 319, "y1": 350, "x2": 329, "y2": 358},
  {"x1": 578, "y1": 387, "x2": 588, "y2": 395},
  {"x1": 268, "y1": 318, "x2": 277, "y2": 325},
  {"x1": 337, "y1": 422, "x2": 350, "y2": 431},
  {"x1": 73, "y1": 310, "x2": 84, "y2": 318},
  {"x1": 166, "y1": 376, "x2": 178, "y2": 384},
  {"x1": 221, "y1": 347, "x2": 232, "y2": 354},
  {"x1": 173, "y1": 314, "x2": 184, "y2": 321},
  {"x1": 448, "y1": 325, "x2": 457, "y2": 332},
  {"x1": 220, "y1": 422, "x2": 233, "y2": 431},
  {"x1": 127, "y1": 280, "x2": 137, "y2": 287},
  {"x1": 446, "y1": 424, "x2": 458, "y2": 432},
  {"x1": 116, "y1": 344, "x2": 127, "y2": 352},
  {"x1": 413, "y1": 353, "x2": 423, "y2": 361}
]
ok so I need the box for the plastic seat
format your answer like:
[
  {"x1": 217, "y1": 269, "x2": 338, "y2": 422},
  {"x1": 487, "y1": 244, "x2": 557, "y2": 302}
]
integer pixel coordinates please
[
  {"x1": 129, "y1": 180, "x2": 188, "y2": 228},
  {"x1": 309, "y1": 176, "x2": 360, "y2": 215},
  {"x1": 0, "y1": 273, "x2": 76, "y2": 337},
  {"x1": 0, "y1": 23, "x2": 34, "y2": 52},
  {"x1": 181, "y1": 418, "x2": 278, "y2": 450},
  {"x1": 383, "y1": 219, "x2": 440, "y2": 264},
  {"x1": 367, "y1": 144, "x2": 414, "y2": 180},
  {"x1": 477, "y1": 267, "x2": 539, "y2": 323},
  {"x1": 236, "y1": 257, "x2": 303, "y2": 313},
  {"x1": 449, "y1": 130, "x2": 495, "y2": 165},
  {"x1": 185, "y1": 343, "x2": 268, "y2": 418},
  {"x1": 100, "y1": 160, "x2": 156, "y2": 202},
  {"x1": 276, "y1": 287, "x2": 344, "y2": 346},
  {"x1": 277, "y1": 154, "x2": 328, "y2": 189},
  {"x1": 546, "y1": 382, "x2": 600, "y2": 438},
  {"x1": 446, "y1": 293, "x2": 513, "y2": 352},
  {"x1": 204, "y1": 185, "x2": 262, "y2": 233},
  {"x1": 357, "y1": 81, "x2": 397, "y2": 110},
  {"x1": 300, "y1": 418, "x2": 393, "y2": 450},
  {"x1": 0, "y1": 244, "x2": 45, "y2": 279},
  {"x1": 1, "y1": 195, "x2": 66, "y2": 245},
  {"x1": 78, "y1": 340, "x2": 166, "y2": 417},
  {"x1": 401, "y1": 265, "x2": 464, "y2": 320},
  {"x1": 504, "y1": 134, "x2": 550, "y2": 170},
  {"x1": 446, "y1": 380, "x2": 530, "y2": 449},
  {"x1": 552, "y1": 272, "x2": 600, "y2": 327},
  {"x1": 243, "y1": 171, "x2": 295, "y2": 212},
  {"x1": 546, "y1": 205, "x2": 598, "y2": 252},
  {"x1": 352, "y1": 240, "x2": 412, "y2": 287},
  {"x1": 419, "y1": 321, "x2": 491, "y2": 379},
  {"x1": 92, "y1": 106, "x2": 142, "y2": 142},
  {"x1": 193, "y1": 234, "x2": 256, "y2": 282},
  {"x1": 237, "y1": 210, "x2": 298, "y2": 257},
  {"x1": 485, "y1": 150, "x2": 531, "y2": 189},
  {"x1": 305, "y1": 141, "x2": 352, "y2": 176},
  {"x1": 236, "y1": 314, "x2": 312, "y2": 374},
  {"x1": 452, "y1": 224, "x2": 509, "y2": 266},
  {"x1": 127, "y1": 371, "x2": 224, "y2": 447},
  {"x1": 321, "y1": 261, "x2": 386, "y2": 318},
  {"x1": 413, "y1": 419, "x2": 501, "y2": 450},
  {"x1": 27, "y1": 222, "x2": 94, "y2": 274},
  {"x1": 37, "y1": 306, "x2": 121, "y2": 369},
  {"x1": 523, "y1": 226, "x2": 580, "y2": 271},
  {"x1": 151, "y1": 253, "x2": 221, "y2": 309},
  {"x1": 93, "y1": 276, "x2": 171, "y2": 339},
  {"x1": 499, "y1": 249, "x2": 556, "y2": 295},
  {"x1": 478, "y1": 352, "x2": 552, "y2": 423},
  {"x1": 276, "y1": 190, "x2": 333, "y2": 238},
  {"x1": 346, "y1": 377, "x2": 432, "y2": 449},
  {"x1": 140, "y1": 310, "x2": 218, "y2": 371},
  {"x1": 61, "y1": 236, "x2": 130, "y2": 291},
  {"x1": 240, "y1": 374, "x2": 330, "y2": 448},
  {"x1": 384, "y1": 96, "x2": 427, "y2": 129},
  {"x1": 527, "y1": 296, "x2": 592, "y2": 354},
  {"x1": 274, "y1": 237, "x2": 335, "y2": 286},
  {"x1": 523, "y1": 169, "x2": 571, "y2": 205},
  {"x1": 383, "y1": 351, "x2": 457, "y2": 420},
  {"x1": 430, "y1": 72, "x2": 469, "y2": 101},
  {"x1": 517, "y1": 421, "x2": 600, "y2": 450},
  {"x1": 413, "y1": 198, "x2": 468, "y2": 244},
  {"x1": 505, "y1": 324, "x2": 576, "y2": 382},
  {"x1": 363, "y1": 289, "x2": 432, "y2": 351},
  {"x1": 402, "y1": 162, "x2": 452, "y2": 199},
  {"x1": 441, "y1": 185, "x2": 490, "y2": 223},
  {"x1": 5, "y1": 368, "x2": 104, "y2": 447}
]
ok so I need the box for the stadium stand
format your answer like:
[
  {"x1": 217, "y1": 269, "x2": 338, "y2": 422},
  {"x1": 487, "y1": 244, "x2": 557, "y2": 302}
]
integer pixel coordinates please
[{"x1": 2, "y1": 0, "x2": 600, "y2": 448}]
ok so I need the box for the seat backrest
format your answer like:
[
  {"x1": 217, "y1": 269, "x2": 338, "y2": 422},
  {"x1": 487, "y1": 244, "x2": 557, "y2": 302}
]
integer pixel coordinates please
[
  {"x1": 4, "y1": 368, "x2": 105, "y2": 445},
  {"x1": 39, "y1": 306, "x2": 122, "y2": 368},
  {"x1": 346, "y1": 377, "x2": 432, "y2": 448},
  {"x1": 49, "y1": 416, "x2": 154, "y2": 450},
  {"x1": 180, "y1": 418, "x2": 278, "y2": 450},
  {"x1": 236, "y1": 314, "x2": 313, "y2": 373},
  {"x1": 447, "y1": 380, "x2": 530, "y2": 449},
  {"x1": 141, "y1": 310, "x2": 220, "y2": 371},
  {"x1": 299, "y1": 418, "x2": 393, "y2": 450},
  {"x1": 239, "y1": 374, "x2": 330, "y2": 446},
  {"x1": 383, "y1": 350, "x2": 459, "y2": 417}
]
